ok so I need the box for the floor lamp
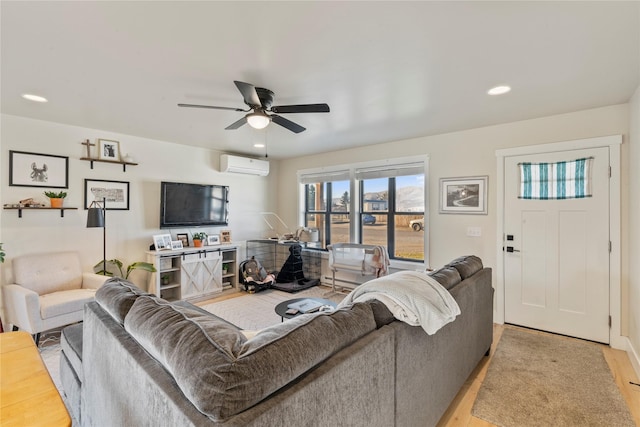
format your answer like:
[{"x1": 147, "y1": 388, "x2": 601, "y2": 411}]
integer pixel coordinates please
[{"x1": 86, "y1": 198, "x2": 106, "y2": 274}]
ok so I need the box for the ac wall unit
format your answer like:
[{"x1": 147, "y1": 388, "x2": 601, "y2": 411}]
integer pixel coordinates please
[{"x1": 220, "y1": 154, "x2": 269, "y2": 176}]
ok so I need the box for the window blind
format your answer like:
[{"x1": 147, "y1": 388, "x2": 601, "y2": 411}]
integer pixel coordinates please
[
  {"x1": 355, "y1": 162, "x2": 424, "y2": 180},
  {"x1": 299, "y1": 170, "x2": 350, "y2": 185}
]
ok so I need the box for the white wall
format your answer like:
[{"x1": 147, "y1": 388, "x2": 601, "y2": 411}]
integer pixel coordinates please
[
  {"x1": 628, "y1": 84, "x2": 640, "y2": 372},
  {"x1": 277, "y1": 104, "x2": 631, "y2": 335},
  {"x1": 0, "y1": 114, "x2": 278, "y2": 291}
]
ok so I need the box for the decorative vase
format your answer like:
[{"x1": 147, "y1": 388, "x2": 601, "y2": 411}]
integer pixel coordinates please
[
  {"x1": 49, "y1": 198, "x2": 64, "y2": 208},
  {"x1": 193, "y1": 239, "x2": 203, "y2": 247}
]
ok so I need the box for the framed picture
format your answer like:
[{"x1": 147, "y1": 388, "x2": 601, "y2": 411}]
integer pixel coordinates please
[
  {"x1": 439, "y1": 176, "x2": 488, "y2": 215},
  {"x1": 207, "y1": 235, "x2": 220, "y2": 246},
  {"x1": 176, "y1": 233, "x2": 189, "y2": 248},
  {"x1": 153, "y1": 234, "x2": 172, "y2": 251},
  {"x1": 98, "y1": 139, "x2": 121, "y2": 161},
  {"x1": 170, "y1": 240, "x2": 184, "y2": 250},
  {"x1": 84, "y1": 179, "x2": 130, "y2": 210},
  {"x1": 9, "y1": 150, "x2": 69, "y2": 188},
  {"x1": 220, "y1": 230, "x2": 232, "y2": 244}
]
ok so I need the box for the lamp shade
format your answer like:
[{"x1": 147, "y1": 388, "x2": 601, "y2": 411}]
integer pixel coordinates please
[
  {"x1": 86, "y1": 203, "x2": 105, "y2": 228},
  {"x1": 246, "y1": 112, "x2": 270, "y2": 129}
]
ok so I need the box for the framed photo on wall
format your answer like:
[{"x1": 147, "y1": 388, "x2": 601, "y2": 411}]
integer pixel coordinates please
[
  {"x1": 439, "y1": 176, "x2": 488, "y2": 215},
  {"x1": 9, "y1": 150, "x2": 69, "y2": 188},
  {"x1": 84, "y1": 179, "x2": 130, "y2": 210},
  {"x1": 98, "y1": 139, "x2": 121, "y2": 161}
]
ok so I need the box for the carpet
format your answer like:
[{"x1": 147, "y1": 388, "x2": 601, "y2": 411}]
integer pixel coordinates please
[
  {"x1": 472, "y1": 327, "x2": 635, "y2": 427},
  {"x1": 199, "y1": 286, "x2": 345, "y2": 330}
]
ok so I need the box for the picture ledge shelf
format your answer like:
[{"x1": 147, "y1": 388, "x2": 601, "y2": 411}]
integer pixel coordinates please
[
  {"x1": 4, "y1": 206, "x2": 78, "y2": 218},
  {"x1": 80, "y1": 157, "x2": 138, "y2": 172}
]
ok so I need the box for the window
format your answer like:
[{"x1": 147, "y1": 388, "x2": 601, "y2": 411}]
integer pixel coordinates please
[
  {"x1": 359, "y1": 174, "x2": 425, "y2": 261},
  {"x1": 300, "y1": 158, "x2": 427, "y2": 263},
  {"x1": 301, "y1": 170, "x2": 351, "y2": 248}
]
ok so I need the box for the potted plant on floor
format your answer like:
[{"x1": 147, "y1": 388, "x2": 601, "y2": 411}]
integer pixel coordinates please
[
  {"x1": 192, "y1": 232, "x2": 207, "y2": 247},
  {"x1": 94, "y1": 259, "x2": 157, "y2": 278},
  {"x1": 44, "y1": 190, "x2": 67, "y2": 208}
]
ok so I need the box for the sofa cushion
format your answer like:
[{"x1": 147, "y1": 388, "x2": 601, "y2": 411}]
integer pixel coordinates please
[
  {"x1": 61, "y1": 323, "x2": 84, "y2": 381},
  {"x1": 446, "y1": 255, "x2": 483, "y2": 280},
  {"x1": 95, "y1": 278, "x2": 150, "y2": 324},
  {"x1": 368, "y1": 299, "x2": 395, "y2": 328},
  {"x1": 13, "y1": 251, "x2": 83, "y2": 295},
  {"x1": 124, "y1": 296, "x2": 376, "y2": 422},
  {"x1": 429, "y1": 266, "x2": 462, "y2": 290},
  {"x1": 39, "y1": 289, "x2": 96, "y2": 319}
]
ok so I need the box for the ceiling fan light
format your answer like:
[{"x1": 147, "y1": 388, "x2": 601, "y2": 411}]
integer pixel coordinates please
[
  {"x1": 487, "y1": 85, "x2": 511, "y2": 96},
  {"x1": 246, "y1": 112, "x2": 270, "y2": 129}
]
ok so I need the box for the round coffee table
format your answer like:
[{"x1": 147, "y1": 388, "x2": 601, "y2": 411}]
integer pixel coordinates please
[{"x1": 275, "y1": 297, "x2": 337, "y2": 321}]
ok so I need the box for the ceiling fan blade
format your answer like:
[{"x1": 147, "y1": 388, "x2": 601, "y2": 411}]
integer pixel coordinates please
[
  {"x1": 271, "y1": 103, "x2": 330, "y2": 114},
  {"x1": 178, "y1": 103, "x2": 246, "y2": 112},
  {"x1": 271, "y1": 115, "x2": 306, "y2": 133},
  {"x1": 234, "y1": 81, "x2": 262, "y2": 108},
  {"x1": 225, "y1": 116, "x2": 247, "y2": 130}
]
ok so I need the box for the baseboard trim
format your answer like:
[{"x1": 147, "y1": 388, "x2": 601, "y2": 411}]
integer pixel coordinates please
[{"x1": 625, "y1": 337, "x2": 640, "y2": 379}]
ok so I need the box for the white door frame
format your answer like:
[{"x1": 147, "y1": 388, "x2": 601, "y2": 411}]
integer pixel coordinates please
[{"x1": 496, "y1": 135, "x2": 623, "y2": 349}]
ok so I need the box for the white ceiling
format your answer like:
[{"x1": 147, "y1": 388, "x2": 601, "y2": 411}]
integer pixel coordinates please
[{"x1": 2, "y1": 1, "x2": 638, "y2": 159}]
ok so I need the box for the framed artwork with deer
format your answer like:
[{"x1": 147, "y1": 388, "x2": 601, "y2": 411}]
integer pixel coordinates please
[{"x1": 9, "y1": 150, "x2": 69, "y2": 188}]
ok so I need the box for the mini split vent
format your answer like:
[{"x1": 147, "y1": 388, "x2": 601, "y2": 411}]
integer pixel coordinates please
[{"x1": 220, "y1": 154, "x2": 269, "y2": 176}]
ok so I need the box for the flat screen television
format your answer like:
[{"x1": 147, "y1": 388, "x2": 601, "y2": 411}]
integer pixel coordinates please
[{"x1": 160, "y1": 181, "x2": 229, "y2": 228}]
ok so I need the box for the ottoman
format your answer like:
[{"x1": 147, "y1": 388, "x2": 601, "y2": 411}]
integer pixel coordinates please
[{"x1": 60, "y1": 323, "x2": 83, "y2": 423}]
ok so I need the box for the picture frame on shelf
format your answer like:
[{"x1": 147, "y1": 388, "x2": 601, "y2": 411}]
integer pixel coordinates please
[
  {"x1": 220, "y1": 230, "x2": 232, "y2": 243},
  {"x1": 9, "y1": 150, "x2": 69, "y2": 188},
  {"x1": 98, "y1": 139, "x2": 121, "y2": 161},
  {"x1": 207, "y1": 235, "x2": 220, "y2": 246},
  {"x1": 176, "y1": 233, "x2": 189, "y2": 248},
  {"x1": 170, "y1": 240, "x2": 184, "y2": 250},
  {"x1": 439, "y1": 176, "x2": 488, "y2": 215},
  {"x1": 84, "y1": 179, "x2": 130, "y2": 210},
  {"x1": 153, "y1": 234, "x2": 172, "y2": 251}
]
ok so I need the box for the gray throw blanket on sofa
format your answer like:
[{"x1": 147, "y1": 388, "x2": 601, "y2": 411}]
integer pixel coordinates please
[{"x1": 338, "y1": 270, "x2": 461, "y2": 334}]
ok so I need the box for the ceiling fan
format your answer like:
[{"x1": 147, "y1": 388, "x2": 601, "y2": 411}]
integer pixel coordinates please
[{"x1": 178, "y1": 81, "x2": 330, "y2": 134}]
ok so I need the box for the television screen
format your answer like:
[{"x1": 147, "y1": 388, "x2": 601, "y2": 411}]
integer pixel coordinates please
[{"x1": 160, "y1": 181, "x2": 229, "y2": 228}]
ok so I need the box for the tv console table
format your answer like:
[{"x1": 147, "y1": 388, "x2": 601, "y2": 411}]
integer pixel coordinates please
[{"x1": 146, "y1": 245, "x2": 238, "y2": 302}]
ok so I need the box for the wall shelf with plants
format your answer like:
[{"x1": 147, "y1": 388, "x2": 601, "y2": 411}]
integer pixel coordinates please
[{"x1": 4, "y1": 190, "x2": 77, "y2": 217}]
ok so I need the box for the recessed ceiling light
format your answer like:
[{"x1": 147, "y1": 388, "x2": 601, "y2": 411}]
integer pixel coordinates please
[
  {"x1": 487, "y1": 86, "x2": 511, "y2": 96},
  {"x1": 22, "y1": 93, "x2": 48, "y2": 103},
  {"x1": 253, "y1": 143, "x2": 265, "y2": 148}
]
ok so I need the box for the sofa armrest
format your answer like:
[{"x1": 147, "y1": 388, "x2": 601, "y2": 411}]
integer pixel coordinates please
[
  {"x1": 82, "y1": 273, "x2": 110, "y2": 290},
  {"x1": 2, "y1": 284, "x2": 41, "y2": 333}
]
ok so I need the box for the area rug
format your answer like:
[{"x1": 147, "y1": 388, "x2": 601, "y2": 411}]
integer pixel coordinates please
[
  {"x1": 472, "y1": 327, "x2": 635, "y2": 427},
  {"x1": 199, "y1": 286, "x2": 345, "y2": 330}
]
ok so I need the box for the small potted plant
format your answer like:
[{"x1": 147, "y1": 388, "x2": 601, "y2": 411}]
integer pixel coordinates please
[
  {"x1": 161, "y1": 273, "x2": 171, "y2": 286},
  {"x1": 44, "y1": 190, "x2": 67, "y2": 208},
  {"x1": 192, "y1": 232, "x2": 207, "y2": 247}
]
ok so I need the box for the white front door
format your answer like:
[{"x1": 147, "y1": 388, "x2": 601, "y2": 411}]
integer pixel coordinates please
[{"x1": 504, "y1": 147, "x2": 610, "y2": 343}]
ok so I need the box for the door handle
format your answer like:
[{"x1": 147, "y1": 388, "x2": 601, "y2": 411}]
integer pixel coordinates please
[{"x1": 505, "y1": 246, "x2": 520, "y2": 253}]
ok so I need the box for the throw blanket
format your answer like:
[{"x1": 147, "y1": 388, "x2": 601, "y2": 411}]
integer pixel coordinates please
[
  {"x1": 338, "y1": 271, "x2": 461, "y2": 335},
  {"x1": 364, "y1": 246, "x2": 390, "y2": 277}
]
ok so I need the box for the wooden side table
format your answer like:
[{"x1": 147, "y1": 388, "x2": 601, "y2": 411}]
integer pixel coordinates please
[{"x1": 0, "y1": 331, "x2": 71, "y2": 426}]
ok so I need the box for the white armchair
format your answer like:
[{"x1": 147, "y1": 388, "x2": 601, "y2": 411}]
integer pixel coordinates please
[{"x1": 2, "y1": 251, "x2": 108, "y2": 344}]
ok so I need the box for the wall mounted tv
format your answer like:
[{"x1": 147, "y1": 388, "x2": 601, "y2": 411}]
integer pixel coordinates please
[{"x1": 160, "y1": 181, "x2": 229, "y2": 228}]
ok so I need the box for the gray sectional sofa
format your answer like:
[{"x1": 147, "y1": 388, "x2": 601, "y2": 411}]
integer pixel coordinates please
[{"x1": 62, "y1": 255, "x2": 493, "y2": 427}]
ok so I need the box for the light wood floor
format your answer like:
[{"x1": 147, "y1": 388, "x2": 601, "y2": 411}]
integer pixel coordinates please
[{"x1": 437, "y1": 324, "x2": 640, "y2": 427}]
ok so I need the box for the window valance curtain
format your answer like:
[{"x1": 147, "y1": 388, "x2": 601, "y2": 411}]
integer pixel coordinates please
[{"x1": 518, "y1": 157, "x2": 593, "y2": 200}]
